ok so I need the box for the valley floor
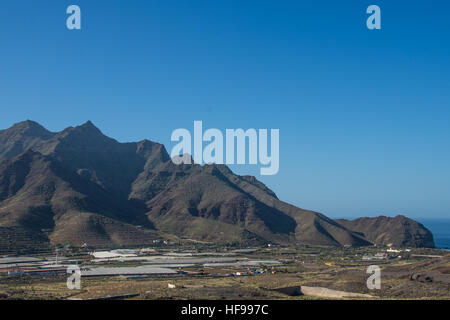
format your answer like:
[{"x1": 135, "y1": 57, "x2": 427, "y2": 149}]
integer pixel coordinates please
[{"x1": 0, "y1": 244, "x2": 449, "y2": 300}]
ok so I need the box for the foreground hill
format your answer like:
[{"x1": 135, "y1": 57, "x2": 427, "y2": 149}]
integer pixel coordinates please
[
  {"x1": 335, "y1": 216, "x2": 435, "y2": 248},
  {"x1": 0, "y1": 121, "x2": 430, "y2": 251}
]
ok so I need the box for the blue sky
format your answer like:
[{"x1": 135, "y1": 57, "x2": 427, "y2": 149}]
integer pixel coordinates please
[{"x1": 1, "y1": 1, "x2": 449, "y2": 219}]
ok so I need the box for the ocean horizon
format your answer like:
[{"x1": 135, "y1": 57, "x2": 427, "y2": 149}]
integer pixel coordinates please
[{"x1": 418, "y1": 218, "x2": 450, "y2": 250}]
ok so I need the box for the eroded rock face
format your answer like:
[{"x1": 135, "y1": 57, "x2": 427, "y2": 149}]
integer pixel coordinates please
[{"x1": 336, "y1": 215, "x2": 435, "y2": 248}]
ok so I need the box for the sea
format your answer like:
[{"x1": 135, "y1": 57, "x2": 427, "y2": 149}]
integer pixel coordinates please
[{"x1": 418, "y1": 219, "x2": 450, "y2": 250}]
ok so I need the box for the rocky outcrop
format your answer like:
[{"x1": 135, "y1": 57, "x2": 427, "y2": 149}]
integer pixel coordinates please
[{"x1": 335, "y1": 215, "x2": 435, "y2": 248}]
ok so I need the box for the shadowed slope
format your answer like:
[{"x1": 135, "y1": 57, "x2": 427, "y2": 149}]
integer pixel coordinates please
[{"x1": 0, "y1": 150, "x2": 159, "y2": 248}]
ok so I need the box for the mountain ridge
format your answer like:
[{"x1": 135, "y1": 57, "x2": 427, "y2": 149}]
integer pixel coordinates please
[{"x1": 0, "y1": 121, "x2": 434, "y2": 251}]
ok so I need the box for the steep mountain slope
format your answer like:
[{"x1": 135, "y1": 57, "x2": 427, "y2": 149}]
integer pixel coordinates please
[
  {"x1": 0, "y1": 120, "x2": 428, "y2": 250},
  {"x1": 0, "y1": 150, "x2": 159, "y2": 248},
  {"x1": 335, "y1": 216, "x2": 435, "y2": 248}
]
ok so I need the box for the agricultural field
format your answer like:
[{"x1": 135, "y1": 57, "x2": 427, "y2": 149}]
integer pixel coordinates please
[{"x1": 1, "y1": 244, "x2": 449, "y2": 300}]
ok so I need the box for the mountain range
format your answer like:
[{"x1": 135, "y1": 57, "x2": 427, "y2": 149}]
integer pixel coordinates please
[{"x1": 0, "y1": 120, "x2": 434, "y2": 253}]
